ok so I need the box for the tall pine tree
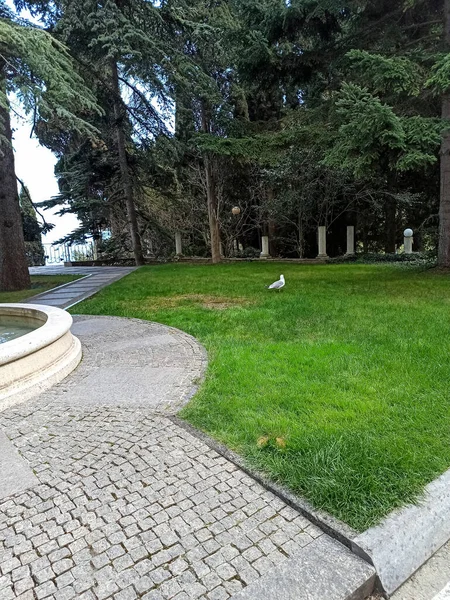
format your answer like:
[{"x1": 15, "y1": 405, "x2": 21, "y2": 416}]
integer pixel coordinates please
[{"x1": 0, "y1": 2, "x2": 100, "y2": 290}]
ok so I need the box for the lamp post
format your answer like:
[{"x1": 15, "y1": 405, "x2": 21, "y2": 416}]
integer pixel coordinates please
[{"x1": 404, "y1": 228, "x2": 413, "y2": 254}]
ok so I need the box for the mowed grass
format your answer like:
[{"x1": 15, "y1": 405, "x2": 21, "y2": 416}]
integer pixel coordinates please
[
  {"x1": 74, "y1": 263, "x2": 450, "y2": 531},
  {"x1": 0, "y1": 275, "x2": 82, "y2": 303}
]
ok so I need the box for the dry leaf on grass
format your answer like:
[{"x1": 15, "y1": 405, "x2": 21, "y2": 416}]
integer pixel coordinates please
[{"x1": 257, "y1": 436, "x2": 270, "y2": 448}]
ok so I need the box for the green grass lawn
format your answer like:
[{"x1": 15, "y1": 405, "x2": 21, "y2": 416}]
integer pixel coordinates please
[
  {"x1": 74, "y1": 262, "x2": 450, "y2": 531},
  {"x1": 0, "y1": 275, "x2": 81, "y2": 303}
]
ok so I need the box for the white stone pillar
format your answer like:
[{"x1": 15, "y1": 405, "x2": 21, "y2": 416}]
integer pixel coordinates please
[
  {"x1": 404, "y1": 229, "x2": 413, "y2": 254},
  {"x1": 175, "y1": 232, "x2": 182, "y2": 256},
  {"x1": 345, "y1": 226, "x2": 355, "y2": 256},
  {"x1": 317, "y1": 226, "x2": 328, "y2": 258},
  {"x1": 260, "y1": 235, "x2": 270, "y2": 258}
]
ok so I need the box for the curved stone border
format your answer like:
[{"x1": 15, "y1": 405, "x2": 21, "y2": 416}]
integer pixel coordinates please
[{"x1": 0, "y1": 303, "x2": 81, "y2": 410}]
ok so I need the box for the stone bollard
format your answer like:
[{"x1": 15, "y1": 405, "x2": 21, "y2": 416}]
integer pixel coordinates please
[
  {"x1": 175, "y1": 232, "x2": 182, "y2": 256},
  {"x1": 317, "y1": 226, "x2": 328, "y2": 258},
  {"x1": 260, "y1": 235, "x2": 270, "y2": 259},
  {"x1": 404, "y1": 228, "x2": 413, "y2": 254},
  {"x1": 345, "y1": 225, "x2": 355, "y2": 256}
]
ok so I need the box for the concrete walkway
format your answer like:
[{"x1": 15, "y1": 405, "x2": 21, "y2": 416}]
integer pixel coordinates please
[
  {"x1": 28, "y1": 266, "x2": 137, "y2": 309},
  {"x1": 0, "y1": 315, "x2": 375, "y2": 600},
  {"x1": 385, "y1": 539, "x2": 450, "y2": 600}
]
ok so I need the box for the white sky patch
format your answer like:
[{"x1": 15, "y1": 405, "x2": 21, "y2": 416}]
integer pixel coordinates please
[
  {"x1": 6, "y1": 0, "x2": 80, "y2": 245},
  {"x1": 11, "y1": 113, "x2": 80, "y2": 244}
]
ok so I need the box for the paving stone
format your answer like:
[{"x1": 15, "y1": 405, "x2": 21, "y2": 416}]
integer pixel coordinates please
[
  {"x1": 1, "y1": 559, "x2": 21, "y2": 576},
  {"x1": 113, "y1": 587, "x2": 137, "y2": 600},
  {"x1": 53, "y1": 588, "x2": 75, "y2": 600},
  {"x1": 207, "y1": 587, "x2": 229, "y2": 600},
  {"x1": 216, "y1": 563, "x2": 237, "y2": 581},
  {"x1": 134, "y1": 575, "x2": 153, "y2": 595},
  {"x1": 13, "y1": 577, "x2": 33, "y2": 596},
  {"x1": 34, "y1": 579, "x2": 57, "y2": 598},
  {"x1": 142, "y1": 591, "x2": 164, "y2": 600},
  {"x1": 54, "y1": 570, "x2": 74, "y2": 589}
]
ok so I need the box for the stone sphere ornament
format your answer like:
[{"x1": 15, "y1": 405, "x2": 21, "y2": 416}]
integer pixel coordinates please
[
  {"x1": 232, "y1": 206, "x2": 241, "y2": 215},
  {"x1": 404, "y1": 228, "x2": 413, "y2": 238}
]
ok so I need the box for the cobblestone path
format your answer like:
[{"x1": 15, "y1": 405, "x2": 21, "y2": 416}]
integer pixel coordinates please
[{"x1": 0, "y1": 316, "x2": 374, "y2": 600}]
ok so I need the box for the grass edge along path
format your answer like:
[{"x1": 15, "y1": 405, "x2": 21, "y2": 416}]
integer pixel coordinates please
[
  {"x1": 73, "y1": 262, "x2": 450, "y2": 531},
  {"x1": 0, "y1": 275, "x2": 82, "y2": 303}
]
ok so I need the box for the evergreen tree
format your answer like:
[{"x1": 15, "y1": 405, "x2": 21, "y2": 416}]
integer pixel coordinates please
[
  {"x1": 164, "y1": 0, "x2": 241, "y2": 263},
  {"x1": 0, "y1": 1, "x2": 100, "y2": 290},
  {"x1": 45, "y1": 0, "x2": 172, "y2": 266},
  {"x1": 438, "y1": 0, "x2": 450, "y2": 266},
  {"x1": 19, "y1": 185, "x2": 45, "y2": 266}
]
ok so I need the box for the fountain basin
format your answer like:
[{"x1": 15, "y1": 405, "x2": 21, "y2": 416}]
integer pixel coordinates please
[{"x1": 0, "y1": 304, "x2": 82, "y2": 410}]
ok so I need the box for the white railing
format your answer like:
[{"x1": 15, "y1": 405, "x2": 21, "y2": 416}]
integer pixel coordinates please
[{"x1": 42, "y1": 242, "x2": 95, "y2": 265}]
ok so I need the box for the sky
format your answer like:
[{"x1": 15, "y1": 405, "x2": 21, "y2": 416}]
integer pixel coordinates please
[
  {"x1": 6, "y1": 0, "x2": 80, "y2": 247},
  {"x1": 11, "y1": 115, "x2": 80, "y2": 245}
]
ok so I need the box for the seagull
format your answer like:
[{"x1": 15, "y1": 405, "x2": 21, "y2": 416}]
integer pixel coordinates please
[{"x1": 267, "y1": 274, "x2": 285, "y2": 291}]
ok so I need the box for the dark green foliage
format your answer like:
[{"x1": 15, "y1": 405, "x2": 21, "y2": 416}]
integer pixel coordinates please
[
  {"x1": 6, "y1": 0, "x2": 447, "y2": 261},
  {"x1": 19, "y1": 186, "x2": 45, "y2": 266}
]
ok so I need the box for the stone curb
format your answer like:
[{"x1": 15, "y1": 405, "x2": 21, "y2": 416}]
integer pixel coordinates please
[
  {"x1": 25, "y1": 273, "x2": 92, "y2": 301},
  {"x1": 352, "y1": 467, "x2": 450, "y2": 597},
  {"x1": 64, "y1": 270, "x2": 137, "y2": 310}
]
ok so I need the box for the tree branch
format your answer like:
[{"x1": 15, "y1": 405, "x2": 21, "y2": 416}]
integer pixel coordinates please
[{"x1": 16, "y1": 176, "x2": 54, "y2": 233}]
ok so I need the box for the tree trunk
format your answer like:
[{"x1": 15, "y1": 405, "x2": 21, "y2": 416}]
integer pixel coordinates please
[
  {"x1": 268, "y1": 218, "x2": 277, "y2": 257},
  {"x1": 201, "y1": 101, "x2": 221, "y2": 264},
  {"x1": 439, "y1": 0, "x2": 450, "y2": 267},
  {"x1": 110, "y1": 59, "x2": 144, "y2": 266},
  {"x1": 297, "y1": 210, "x2": 304, "y2": 258},
  {"x1": 0, "y1": 82, "x2": 31, "y2": 291},
  {"x1": 204, "y1": 156, "x2": 221, "y2": 263},
  {"x1": 384, "y1": 197, "x2": 397, "y2": 253}
]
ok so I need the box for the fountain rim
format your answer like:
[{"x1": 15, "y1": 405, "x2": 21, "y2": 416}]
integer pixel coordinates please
[{"x1": 0, "y1": 304, "x2": 73, "y2": 367}]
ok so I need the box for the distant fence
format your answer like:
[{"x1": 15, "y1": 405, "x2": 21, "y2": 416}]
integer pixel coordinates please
[{"x1": 42, "y1": 242, "x2": 95, "y2": 265}]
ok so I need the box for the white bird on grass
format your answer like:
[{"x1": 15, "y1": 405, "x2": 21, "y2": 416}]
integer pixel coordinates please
[{"x1": 267, "y1": 274, "x2": 285, "y2": 291}]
